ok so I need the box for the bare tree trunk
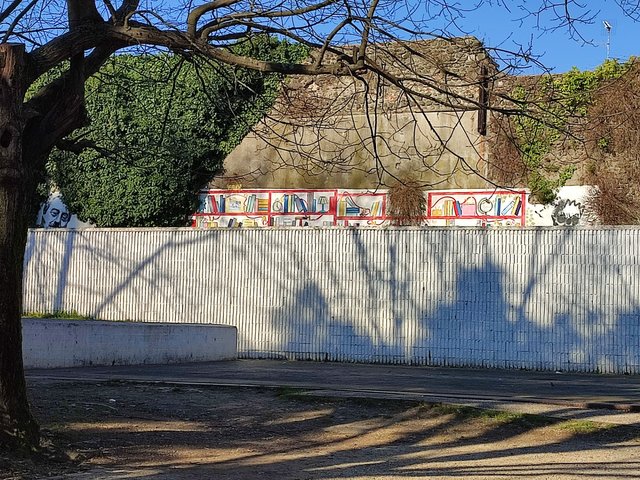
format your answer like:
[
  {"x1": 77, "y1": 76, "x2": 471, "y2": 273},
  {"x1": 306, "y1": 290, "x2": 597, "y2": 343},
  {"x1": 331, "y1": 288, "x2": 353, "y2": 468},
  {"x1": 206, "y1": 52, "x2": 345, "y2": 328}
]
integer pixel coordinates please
[{"x1": 0, "y1": 43, "x2": 39, "y2": 448}]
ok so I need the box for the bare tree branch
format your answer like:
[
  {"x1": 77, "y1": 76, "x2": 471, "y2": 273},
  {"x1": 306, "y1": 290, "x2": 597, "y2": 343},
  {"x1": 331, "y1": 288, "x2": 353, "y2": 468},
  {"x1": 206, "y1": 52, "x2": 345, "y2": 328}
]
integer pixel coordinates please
[
  {"x1": 187, "y1": 0, "x2": 242, "y2": 36},
  {"x1": 1, "y1": 0, "x2": 39, "y2": 43},
  {"x1": 0, "y1": 0, "x2": 25, "y2": 23}
]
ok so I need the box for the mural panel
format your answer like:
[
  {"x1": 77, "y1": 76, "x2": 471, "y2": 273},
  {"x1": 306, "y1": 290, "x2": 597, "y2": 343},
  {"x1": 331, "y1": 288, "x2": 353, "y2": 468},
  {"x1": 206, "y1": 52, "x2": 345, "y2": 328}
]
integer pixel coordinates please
[
  {"x1": 36, "y1": 193, "x2": 90, "y2": 229},
  {"x1": 35, "y1": 186, "x2": 597, "y2": 230},
  {"x1": 425, "y1": 190, "x2": 527, "y2": 227}
]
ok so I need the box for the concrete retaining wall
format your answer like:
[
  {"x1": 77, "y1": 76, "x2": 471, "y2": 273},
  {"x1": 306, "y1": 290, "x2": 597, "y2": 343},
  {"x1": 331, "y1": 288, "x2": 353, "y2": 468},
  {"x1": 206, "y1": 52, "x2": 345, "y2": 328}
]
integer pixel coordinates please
[
  {"x1": 23, "y1": 227, "x2": 640, "y2": 373},
  {"x1": 22, "y1": 318, "x2": 237, "y2": 368}
]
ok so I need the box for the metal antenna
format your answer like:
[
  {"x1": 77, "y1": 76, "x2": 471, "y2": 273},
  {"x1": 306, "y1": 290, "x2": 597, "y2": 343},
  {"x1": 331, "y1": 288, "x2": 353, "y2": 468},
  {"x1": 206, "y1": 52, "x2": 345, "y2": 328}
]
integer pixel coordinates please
[{"x1": 603, "y1": 20, "x2": 612, "y2": 60}]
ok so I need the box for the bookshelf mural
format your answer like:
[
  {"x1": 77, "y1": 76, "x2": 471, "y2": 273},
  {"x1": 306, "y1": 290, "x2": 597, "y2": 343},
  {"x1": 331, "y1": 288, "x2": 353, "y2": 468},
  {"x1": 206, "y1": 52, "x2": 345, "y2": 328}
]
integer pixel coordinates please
[
  {"x1": 192, "y1": 186, "x2": 595, "y2": 228},
  {"x1": 192, "y1": 188, "x2": 388, "y2": 228},
  {"x1": 425, "y1": 190, "x2": 526, "y2": 227}
]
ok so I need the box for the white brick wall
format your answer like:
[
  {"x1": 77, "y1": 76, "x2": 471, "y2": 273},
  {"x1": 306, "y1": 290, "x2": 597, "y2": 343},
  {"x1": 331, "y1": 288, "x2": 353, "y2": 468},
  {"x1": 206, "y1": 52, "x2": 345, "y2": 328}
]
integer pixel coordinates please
[{"x1": 22, "y1": 227, "x2": 640, "y2": 373}]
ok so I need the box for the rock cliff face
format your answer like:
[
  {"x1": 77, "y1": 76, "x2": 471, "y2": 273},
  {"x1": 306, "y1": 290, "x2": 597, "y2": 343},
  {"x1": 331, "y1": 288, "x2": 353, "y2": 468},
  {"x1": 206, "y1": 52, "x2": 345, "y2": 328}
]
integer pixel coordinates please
[
  {"x1": 215, "y1": 37, "x2": 498, "y2": 190},
  {"x1": 281, "y1": 37, "x2": 496, "y2": 116}
]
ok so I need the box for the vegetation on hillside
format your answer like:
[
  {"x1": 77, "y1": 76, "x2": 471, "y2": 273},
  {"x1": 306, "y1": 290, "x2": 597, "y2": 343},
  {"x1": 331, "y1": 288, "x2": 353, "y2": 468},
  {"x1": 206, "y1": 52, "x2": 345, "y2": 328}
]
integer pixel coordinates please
[
  {"x1": 490, "y1": 59, "x2": 634, "y2": 207},
  {"x1": 46, "y1": 38, "x2": 307, "y2": 227}
]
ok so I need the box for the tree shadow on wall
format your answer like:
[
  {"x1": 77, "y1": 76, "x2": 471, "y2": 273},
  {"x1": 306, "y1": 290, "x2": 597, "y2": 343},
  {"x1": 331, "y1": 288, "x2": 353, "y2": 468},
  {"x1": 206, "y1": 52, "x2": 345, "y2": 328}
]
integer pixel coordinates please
[
  {"x1": 23, "y1": 230, "x2": 76, "y2": 313},
  {"x1": 23, "y1": 227, "x2": 640, "y2": 373},
  {"x1": 425, "y1": 254, "x2": 640, "y2": 373},
  {"x1": 270, "y1": 228, "x2": 640, "y2": 374},
  {"x1": 278, "y1": 280, "x2": 379, "y2": 361}
]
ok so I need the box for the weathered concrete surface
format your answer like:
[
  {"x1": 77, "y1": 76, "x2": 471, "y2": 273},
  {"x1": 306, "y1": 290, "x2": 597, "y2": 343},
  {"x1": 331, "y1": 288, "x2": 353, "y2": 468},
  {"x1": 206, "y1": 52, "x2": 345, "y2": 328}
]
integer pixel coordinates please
[
  {"x1": 219, "y1": 111, "x2": 488, "y2": 189},
  {"x1": 217, "y1": 37, "x2": 494, "y2": 189},
  {"x1": 22, "y1": 318, "x2": 237, "y2": 368}
]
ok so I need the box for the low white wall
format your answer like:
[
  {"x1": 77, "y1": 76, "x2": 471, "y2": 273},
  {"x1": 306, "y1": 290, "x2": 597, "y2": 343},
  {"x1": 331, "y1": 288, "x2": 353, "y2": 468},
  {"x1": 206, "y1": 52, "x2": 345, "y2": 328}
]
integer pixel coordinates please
[
  {"x1": 22, "y1": 227, "x2": 640, "y2": 373},
  {"x1": 22, "y1": 318, "x2": 237, "y2": 368}
]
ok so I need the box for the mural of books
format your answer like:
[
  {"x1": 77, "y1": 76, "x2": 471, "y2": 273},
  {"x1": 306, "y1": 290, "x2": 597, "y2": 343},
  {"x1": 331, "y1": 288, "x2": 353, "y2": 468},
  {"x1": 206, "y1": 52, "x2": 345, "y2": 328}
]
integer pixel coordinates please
[
  {"x1": 270, "y1": 190, "x2": 338, "y2": 227},
  {"x1": 192, "y1": 189, "x2": 337, "y2": 228},
  {"x1": 335, "y1": 190, "x2": 387, "y2": 226},
  {"x1": 198, "y1": 192, "x2": 269, "y2": 214},
  {"x1": 193, "y1": 188, "x2": 527, "y2": 228},
  {"x1": 426, "y1": 190, "x2": 527, "y2": 226}
]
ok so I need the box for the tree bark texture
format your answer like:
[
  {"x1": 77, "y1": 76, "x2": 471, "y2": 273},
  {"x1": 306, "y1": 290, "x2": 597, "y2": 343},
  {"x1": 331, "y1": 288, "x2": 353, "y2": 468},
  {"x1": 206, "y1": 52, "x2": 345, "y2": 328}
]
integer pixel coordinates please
[{"x1": 0, "y1": 43, "x2": 39, "y2": 448}]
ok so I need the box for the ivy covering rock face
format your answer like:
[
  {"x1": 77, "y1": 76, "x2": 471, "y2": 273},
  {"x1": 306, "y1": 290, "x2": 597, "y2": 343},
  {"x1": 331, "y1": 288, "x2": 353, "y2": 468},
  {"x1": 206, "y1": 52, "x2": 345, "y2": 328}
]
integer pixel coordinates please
[
  {"x1": 490, "y1": 59, "x2": 633, "y2": 204},
  {"x1": 46, "y1": 38, "x2": 307, "y2": 227}
]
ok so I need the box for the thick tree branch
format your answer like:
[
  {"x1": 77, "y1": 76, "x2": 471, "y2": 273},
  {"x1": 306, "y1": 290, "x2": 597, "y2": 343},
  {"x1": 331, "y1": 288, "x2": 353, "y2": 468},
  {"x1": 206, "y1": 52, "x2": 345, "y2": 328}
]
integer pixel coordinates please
[
  {"x1": 0, "y1": 0, "x2": 24, "y2": 23},
  {"x1": 313, "y1": 18, "x2": 353, "y2": 68},
  {"x1": 24, "y1": 41, "x2": 127, "y2": 166},
  {"x1": 120, "y1": 23, "x2": 363, "y2": 73},
  {"x1": 56, "y1": 137, "x2": 111, "y2": 156},
  {"x1": 67, "y1": 0, "x2": 104, "y2": 28},
  {"x1": 187, "y1": 0, "x2": 241, "y2": 37},
  {"x1": 191, "y1": 0, "x2": 339, "y2": 38},
  {"x1": 358, "y1": 0, "x2": 379, "y2": 63},
  {"x1": 111, "y1": 0, "x2": 139, "y2": 23},
  {"x1": 30, "y1": 21, "x2": 364, "y2": 82}
]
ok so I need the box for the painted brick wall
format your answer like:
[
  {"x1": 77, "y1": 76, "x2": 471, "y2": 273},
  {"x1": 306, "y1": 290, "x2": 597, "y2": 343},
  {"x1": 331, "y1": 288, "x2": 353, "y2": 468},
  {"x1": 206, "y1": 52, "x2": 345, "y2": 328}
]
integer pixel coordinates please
[{"x1": 23, "y1": 227, "x2": 640, "y2": 373}]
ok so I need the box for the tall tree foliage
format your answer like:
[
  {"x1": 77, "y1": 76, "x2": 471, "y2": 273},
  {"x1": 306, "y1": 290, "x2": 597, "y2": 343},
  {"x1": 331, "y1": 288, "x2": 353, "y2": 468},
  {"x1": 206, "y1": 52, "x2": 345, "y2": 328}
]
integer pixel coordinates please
[{"x1": 48, "y1": 40, "x2": 306, "y2": 227}]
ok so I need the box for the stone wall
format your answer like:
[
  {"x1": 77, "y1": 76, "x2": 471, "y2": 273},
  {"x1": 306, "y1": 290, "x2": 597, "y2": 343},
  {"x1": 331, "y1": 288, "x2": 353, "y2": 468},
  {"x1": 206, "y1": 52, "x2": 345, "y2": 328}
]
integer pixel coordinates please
[{"x1": 217, "y1": 37, "x2": 496, "y2": 190}]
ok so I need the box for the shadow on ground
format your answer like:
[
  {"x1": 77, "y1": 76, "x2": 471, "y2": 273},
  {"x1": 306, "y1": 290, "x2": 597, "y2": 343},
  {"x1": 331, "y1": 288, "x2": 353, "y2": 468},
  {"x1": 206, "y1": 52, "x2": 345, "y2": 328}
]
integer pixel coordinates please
[{"x1": 18, "y1": 379, "x2": 640, "y2": 480}]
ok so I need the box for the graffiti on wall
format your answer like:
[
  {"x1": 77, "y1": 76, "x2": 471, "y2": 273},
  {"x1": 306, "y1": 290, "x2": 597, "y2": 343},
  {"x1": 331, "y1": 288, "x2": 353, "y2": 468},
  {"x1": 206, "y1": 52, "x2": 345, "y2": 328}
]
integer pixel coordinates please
[
  {"x1": 37, "y1": 194, "x2": 71, "y2": 228},
  {"x1": 36, "y1": 193, "x2": 90, "y2": 229},
  {"x1": 526, "y1": 186, "x2": 594, "y2": 227},
  {"x1": 551, "y1": 199, "x2": 585, "y2": 226}
]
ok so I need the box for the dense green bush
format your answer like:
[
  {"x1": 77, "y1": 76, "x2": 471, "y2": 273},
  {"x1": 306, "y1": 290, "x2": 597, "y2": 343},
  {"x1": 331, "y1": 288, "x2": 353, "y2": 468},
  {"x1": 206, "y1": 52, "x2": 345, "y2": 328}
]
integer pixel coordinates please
[{"x1": 47, "y1": 38, "x2": 307, "y2": 226}]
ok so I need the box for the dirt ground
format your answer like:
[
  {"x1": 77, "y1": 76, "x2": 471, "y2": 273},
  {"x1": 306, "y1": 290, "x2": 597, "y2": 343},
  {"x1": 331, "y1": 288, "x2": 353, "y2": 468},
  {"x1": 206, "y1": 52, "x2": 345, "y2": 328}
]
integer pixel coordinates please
[{"x1": 2, "y1": 379, "x2": 640, "y2": 480}]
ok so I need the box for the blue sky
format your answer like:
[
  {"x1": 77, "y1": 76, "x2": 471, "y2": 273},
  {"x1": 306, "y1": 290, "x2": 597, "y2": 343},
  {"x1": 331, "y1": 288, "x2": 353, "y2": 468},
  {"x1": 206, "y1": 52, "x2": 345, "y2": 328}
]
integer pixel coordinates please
[
  {"x1": 451, "y1": 2, "x2": 640, "y2": 73},
  {"x1": 153, "y1": 1, "x2": 639, "y2": 74}
]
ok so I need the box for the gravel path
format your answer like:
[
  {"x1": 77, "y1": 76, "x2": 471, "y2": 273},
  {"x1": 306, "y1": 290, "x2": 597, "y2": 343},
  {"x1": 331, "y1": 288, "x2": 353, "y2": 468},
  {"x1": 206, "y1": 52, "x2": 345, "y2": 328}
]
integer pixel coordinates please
[{"x1": 2, "y1": 378, "x2": 639, "y2": 479}]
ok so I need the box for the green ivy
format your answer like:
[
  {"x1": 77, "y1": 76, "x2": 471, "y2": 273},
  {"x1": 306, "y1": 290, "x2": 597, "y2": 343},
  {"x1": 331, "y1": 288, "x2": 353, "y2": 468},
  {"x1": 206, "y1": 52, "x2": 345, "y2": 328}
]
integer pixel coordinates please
[
  {"x1": 43, "y1": 37, "x2": 308, "y2": 227},
  {"x1": 511, "y1": 59, "x2": 631, "y2": 203}
]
